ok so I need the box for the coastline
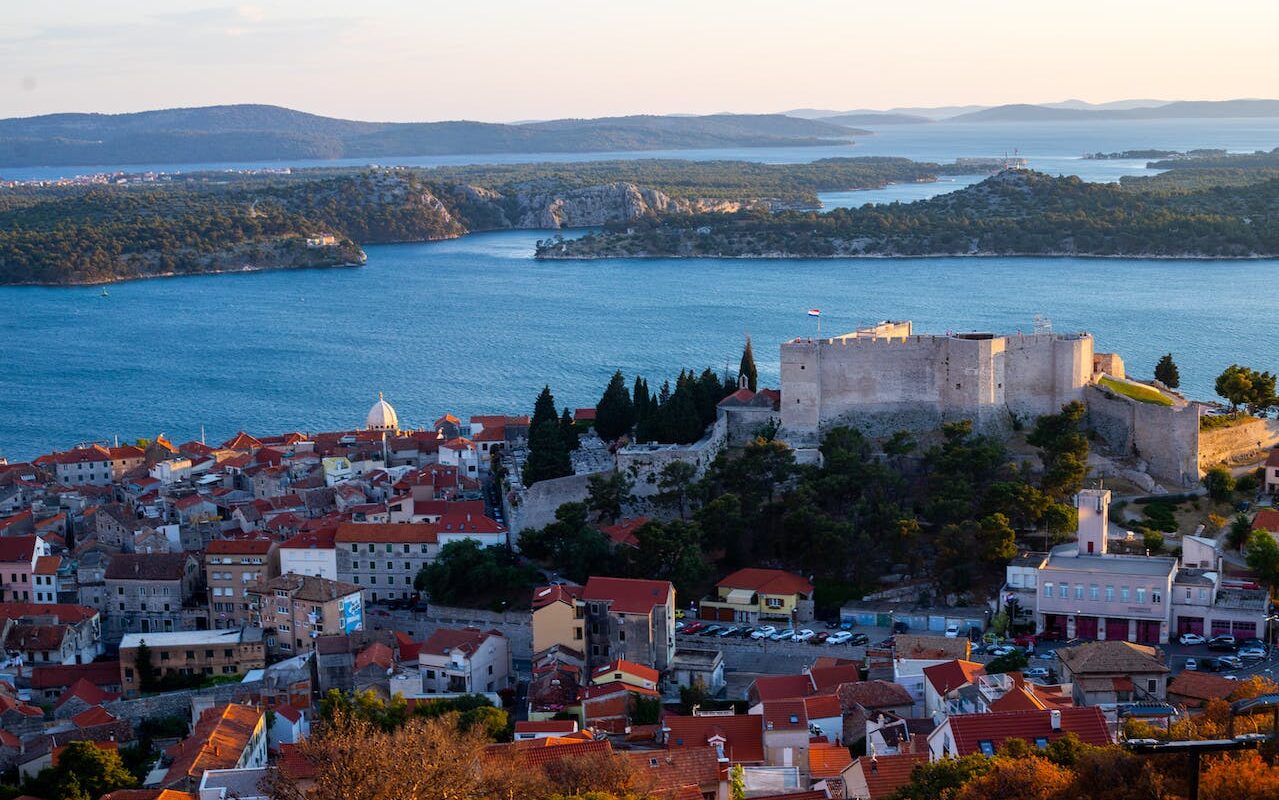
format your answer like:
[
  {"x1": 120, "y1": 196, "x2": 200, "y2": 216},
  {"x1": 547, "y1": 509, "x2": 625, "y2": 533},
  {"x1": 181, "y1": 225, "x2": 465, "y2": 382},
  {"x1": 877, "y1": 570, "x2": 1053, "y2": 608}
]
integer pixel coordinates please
[
  {"x1": 534, "y1": 250, "x2": 1279, "y2": 262},
  {"x1": 3, "y1": 259, "x2": 367, "y2": 288}
]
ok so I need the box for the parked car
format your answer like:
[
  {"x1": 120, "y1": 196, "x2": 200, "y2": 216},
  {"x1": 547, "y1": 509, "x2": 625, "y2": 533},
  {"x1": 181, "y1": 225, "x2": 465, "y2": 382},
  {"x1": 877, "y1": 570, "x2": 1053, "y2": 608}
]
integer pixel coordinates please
[
  {"x1": 700, "y1": 625, "x2": 723, "y2": 637},
  {"x1": 792, "y1": 629, "x2": 816, "y2": 642},
  {"x1": 772, "y1": 628, "x2": 796, "y2": 641},
  {"x1": 1208, "y1": 635, "x2": 1238, "y2": 651},
  {"x1": 1239, "y1": 644, "x2": 1268, "y2": 660},
  {"x1": 892, "y1": 621, "x2": 910, "y2": 634},
  {"x1": 751, "y1": 625, "x2": 776, "y2": 640},
  {"x1": 1217, "y1": 655, "x2": 1244, "y2": 670},
  {"x1": 412, "y1": 601, "x2": 429, "y2": 612},
  {"x1": 814, "y1": 631, "x2": 831, "y2": 643},
  {"x1": 717, "y1": 626, "x2": 740, "y2": 638},
  {"x1": 991, "y1": 645, "x2": 1017, "y2": 657},
  {"x1": 850, "y1": 632, "x2": 870, "y2": 646},
  {"x1": 825, "y1": 620, "x2": 842, "y2": 630},
  {"x1": 675, "y1": 621, "x2": 686, "y2": 632},
  {"x1": 1014, "y1": 633, "x2": 1039, "y2": 648},
  {"x1": 682, "y1": 622, "x2": 705, "y2": 635},
  {"x1": 1024, "y1": 667, "x2": 1050, "y2": 680},
  {"x1": 827, "y1": 631, "x2": 853, "y2": 645},
  {"x1": 945, "y1": 623, "x2": 961, "y2": 638},
  {"x1": 840, "y1": 620, "x2": 854, "y2": 631},
  {"x1": 1184, "y1": 657, "x2": 1198, "y2": 671},
  {"x1": 877, "y1": 637, "x2": 896, "y2": 649},
  {"x1": 1179, "y1": 632, "x2": 1207, "y2": 646}
]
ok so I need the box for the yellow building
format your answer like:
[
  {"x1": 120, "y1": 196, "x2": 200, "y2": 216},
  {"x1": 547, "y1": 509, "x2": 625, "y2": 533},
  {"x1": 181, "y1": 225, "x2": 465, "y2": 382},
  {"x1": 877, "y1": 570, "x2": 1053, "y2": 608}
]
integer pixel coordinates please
[
  {"x1": 531, "y1": 584, "x2": 584, "y2": 654},
  {"x1": 699, "y1": 568, "x2": 814, "y2": 623}
]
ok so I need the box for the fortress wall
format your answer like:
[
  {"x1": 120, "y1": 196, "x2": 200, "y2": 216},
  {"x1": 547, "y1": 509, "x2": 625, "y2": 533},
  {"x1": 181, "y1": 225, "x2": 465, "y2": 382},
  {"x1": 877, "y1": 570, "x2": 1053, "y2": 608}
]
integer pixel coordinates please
[
  {"x1": 1084, "y1": 384, "x2": 1200, "y2": 486},
  {"x1": 1199, "y1": 417, "x2": 1279, "y2": 470},
  {"x1": 780, "y1": 339, "x2": 821, "y2": 433}
]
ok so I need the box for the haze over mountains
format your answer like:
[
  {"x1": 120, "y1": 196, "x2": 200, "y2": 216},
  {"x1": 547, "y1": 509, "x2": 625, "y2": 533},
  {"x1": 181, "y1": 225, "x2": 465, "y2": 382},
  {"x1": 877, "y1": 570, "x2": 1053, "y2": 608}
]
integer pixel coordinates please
[{"x1": 3, "y1": 98, "x2": 1279, "y2": 170}]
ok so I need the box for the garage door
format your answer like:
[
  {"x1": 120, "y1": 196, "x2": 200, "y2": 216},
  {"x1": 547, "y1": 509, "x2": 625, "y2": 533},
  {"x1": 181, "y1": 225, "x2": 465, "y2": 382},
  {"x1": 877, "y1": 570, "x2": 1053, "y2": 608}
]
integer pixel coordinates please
[
  {"x1": 1136, "y1": 621, "x2": 1161, "y2": 644},
  {"x1": 1075, "y1": 616, "x2": 1099, "y2": 639},
  {"x1": 1105, "y1": 619, "x2": 1130, "y2": 641},
  {"x1": 1232, "y1": 621, "x2": 1258, "y2": 637},
  {"x1": 1177, "y1": 616, "x2": 1204, "y2": 636},
  {"x1": 1211, "y1": 620, "x2": 1233, "y2": 637}
]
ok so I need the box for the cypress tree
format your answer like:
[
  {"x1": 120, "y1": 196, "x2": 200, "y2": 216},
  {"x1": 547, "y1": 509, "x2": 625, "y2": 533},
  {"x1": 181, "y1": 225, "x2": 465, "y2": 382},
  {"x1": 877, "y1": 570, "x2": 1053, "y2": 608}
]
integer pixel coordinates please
[
  {"x1": 1155, "y1": 353, "x2": 1180, "y2": 389},
  {"x1": 739, "y1": 336, "x2": 758, "y2": 392},
  {"x1": 532, "y1": 385, "x2": 558, "y2": 428},
  {"x1": 524, "y1": 386, "x2": 572, "y2": 485},
  {"x1": 596, "y1": 370, "x2": 637, "y2": 441},
  {"x1": 632, "y1": 375, "x2": 649, "y2": 422},
  {"x1": 559, "y1": 407, "x2": 580, "y2": 451}
]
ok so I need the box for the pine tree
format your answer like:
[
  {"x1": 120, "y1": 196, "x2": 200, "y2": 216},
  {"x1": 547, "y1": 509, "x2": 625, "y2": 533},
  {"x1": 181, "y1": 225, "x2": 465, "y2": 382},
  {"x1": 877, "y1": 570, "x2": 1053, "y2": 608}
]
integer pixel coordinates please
[
  {"x1": 1155, "y1": 353, "x2": 1180, "y2": 389},
  {"x1": 524, "y1": 386, "x2": 572, "y2": 486},
  {"x1": 739, "y1": 336, "x2": 758, "y2": 392},
  {"x1": 532, "y1": 385, "x2": 558, "y2": 428},
  {"x1": 596, "y1": 370, "x2": 637, "y2": 441}
]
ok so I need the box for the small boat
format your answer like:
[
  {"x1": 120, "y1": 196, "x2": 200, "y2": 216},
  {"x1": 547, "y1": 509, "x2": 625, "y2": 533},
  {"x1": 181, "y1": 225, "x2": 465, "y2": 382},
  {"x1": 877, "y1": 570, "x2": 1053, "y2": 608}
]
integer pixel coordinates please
[{"x1": 100, "y1": 288, "x2": 109, "y2": 297}]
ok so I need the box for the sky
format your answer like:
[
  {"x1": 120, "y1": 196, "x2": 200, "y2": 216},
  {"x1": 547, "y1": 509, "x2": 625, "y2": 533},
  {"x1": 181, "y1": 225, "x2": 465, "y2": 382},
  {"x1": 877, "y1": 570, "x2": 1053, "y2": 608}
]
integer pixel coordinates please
[{"x1": 4, "y1": 0, "x2": 1279, "y2": 122}]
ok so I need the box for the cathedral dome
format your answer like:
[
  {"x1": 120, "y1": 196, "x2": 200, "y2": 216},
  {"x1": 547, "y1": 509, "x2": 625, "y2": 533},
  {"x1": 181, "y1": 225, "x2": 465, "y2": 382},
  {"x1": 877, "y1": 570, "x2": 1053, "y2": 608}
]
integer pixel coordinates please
[{"x1": 365, "y1": 393, "x2": 399, "y2": 432}]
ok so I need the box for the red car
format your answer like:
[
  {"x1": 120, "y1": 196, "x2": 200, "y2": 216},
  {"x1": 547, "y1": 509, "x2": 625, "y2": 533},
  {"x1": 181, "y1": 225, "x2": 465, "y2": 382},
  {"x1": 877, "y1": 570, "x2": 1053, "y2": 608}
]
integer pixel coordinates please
[
  {"x1": 681, "y1": 621, "x2": 705, "y2": 634},
  {"x1": 1014, "y1": 633, "x2": 1039, "y2": 648}
]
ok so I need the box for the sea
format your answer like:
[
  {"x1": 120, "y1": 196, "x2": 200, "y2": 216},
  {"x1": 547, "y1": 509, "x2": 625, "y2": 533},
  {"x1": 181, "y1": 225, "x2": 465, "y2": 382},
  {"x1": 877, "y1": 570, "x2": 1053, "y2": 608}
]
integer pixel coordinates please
[{"x1": 4, "y1": 117, "x2": 1279, "y2": 458}]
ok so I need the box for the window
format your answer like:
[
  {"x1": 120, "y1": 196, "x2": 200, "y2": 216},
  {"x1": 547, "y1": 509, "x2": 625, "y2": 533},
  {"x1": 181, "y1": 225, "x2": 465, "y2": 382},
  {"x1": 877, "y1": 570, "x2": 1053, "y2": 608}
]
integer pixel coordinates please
[
  {"x1": 1136, "y1": 588, "x2": 1146, "y2": 604},
  {"x1": 1059, "y1": 583, "x2": 1068, "y2": 599},
  {"x1": 425, "y1": 669, "x2": 435, "y2": 679},
  {"x1": 1148, "y1": 679, "x2": 1157, "y2": 692},
  {"x1": 1199, "y1": 588, "x2": 1208, "y2": 601},
  {"x1": 352, "y1": 561, "x2": 359, "y2": 569},
  {"x1": 160, "y1": 651, "x2": 170, "y2": 661},
  {"x1": 403, "y1": 544, "x2": 410, "y2": 553},
  {"x1": 385, "y1": 544, "x2": 392, "y2": 553},
  {"x1": 1075, "y1": 585, "x2": 1084, "y2": 600},
  {"x1": 185, "y1": 650, "x2": 195, "y2": 659},
  {"x1": 1043, "y1": 582, "x2": 1053, "y2": 597},
  {"x1": 420, "y1": 544, "x2": 428, "y2": 553},
  {"x1": 1105, "y1": 585, "x2": 1115, "y2": 602},
  {"x1": 386, "y1": 561, "x2": 393, "y2": 571},
  {"x1": 978, "y1": 740, "x2": 995, "y2": 756},
  {"x1": 1152, "y1": 590, "x2": 1162, "y2": 604},
  {"x1": 1034, "y1": 737, "x2": 1049, "y2": 749},
  {"x1": 766, "y1": 597, "x2": 784, "y2": 609},
  {"x1": 1185, "y1": 588, "x2": 1192, "y2": 600},
  {"x1": 1090, "y1": 584, "x2": 1099, "y2": 601},
  {"x1": 1120, "y1": 586, "x2": 1130, "y2": 603}
]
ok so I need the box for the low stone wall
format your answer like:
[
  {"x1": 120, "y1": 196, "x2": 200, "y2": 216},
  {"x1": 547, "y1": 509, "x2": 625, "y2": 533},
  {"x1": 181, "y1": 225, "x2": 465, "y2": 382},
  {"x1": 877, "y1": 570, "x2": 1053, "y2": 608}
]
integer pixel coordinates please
[
  {"x1": 507, "y1": 470, "x2": 605, "y2": 539},
  {"x1": 616, "y1": 417, "x2": 728, "y2": 497},
  {"x1": 104, "y1": 678, "x2": 263, "y2": 724},
  {"x1": 373, "y1": 605, "x2": 534, "y2": 664},
  {"x1": 1199, "y1": 417, "x2": 1279, "y2": 469},
  {"x1": 1085, "y1": 384, "x2": 1199, "y2": 487}
]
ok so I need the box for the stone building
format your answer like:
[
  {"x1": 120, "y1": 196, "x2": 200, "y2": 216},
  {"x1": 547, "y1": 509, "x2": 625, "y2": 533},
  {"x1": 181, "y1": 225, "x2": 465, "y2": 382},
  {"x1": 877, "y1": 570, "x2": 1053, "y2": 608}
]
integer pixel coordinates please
[
  {"x1": 103, "y1": 552, "x2": 202, "y2": 640},
  {"x1": 334, "y1": 522, "x2": 437, "y2": 603},
  {"x1": 204, "y1": 539, "x2": 277, "y2": 630},
  {"x1": 118, "y1": 628, "x2": 265, "y2": 698},
  {"x1": 247, "y1": 573, "x2": 363, "y2": 659},
  {"x1": 582, "y1": 576, "x2": 676, "y2": 673}
]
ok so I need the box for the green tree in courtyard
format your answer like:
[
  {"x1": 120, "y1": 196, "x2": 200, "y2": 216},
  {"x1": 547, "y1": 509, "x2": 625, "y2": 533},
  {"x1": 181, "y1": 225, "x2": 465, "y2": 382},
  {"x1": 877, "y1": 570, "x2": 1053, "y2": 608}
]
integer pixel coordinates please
[
  {"x1": 1203, "y1": 464, "x2": 1236, "y2": 502},
  {"x1": 1154, "y1": 353, "x2": 1180, "y2": 388}
]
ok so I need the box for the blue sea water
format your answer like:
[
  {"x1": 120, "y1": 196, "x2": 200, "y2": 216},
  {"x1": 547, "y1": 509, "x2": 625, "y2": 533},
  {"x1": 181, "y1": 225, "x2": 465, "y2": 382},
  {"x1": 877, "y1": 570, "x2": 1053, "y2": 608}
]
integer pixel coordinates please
[{"x1": 4, "y1": 117, "x2": 1279, "y2": 458}]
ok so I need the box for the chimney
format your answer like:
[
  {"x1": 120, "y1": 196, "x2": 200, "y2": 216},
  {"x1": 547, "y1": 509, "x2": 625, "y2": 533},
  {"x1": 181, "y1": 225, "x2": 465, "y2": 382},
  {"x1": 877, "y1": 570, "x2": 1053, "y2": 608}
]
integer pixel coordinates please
[{"x1": 1050, "y1": 709, "x2": 1061, "y2": 731}]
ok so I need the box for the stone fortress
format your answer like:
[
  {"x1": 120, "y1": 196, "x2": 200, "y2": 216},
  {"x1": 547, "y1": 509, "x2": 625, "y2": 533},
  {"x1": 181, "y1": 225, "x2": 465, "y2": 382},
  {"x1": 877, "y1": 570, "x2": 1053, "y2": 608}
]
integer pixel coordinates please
[{"x1": 778, "y1": 319, "x2": 1278, "y2": 488}]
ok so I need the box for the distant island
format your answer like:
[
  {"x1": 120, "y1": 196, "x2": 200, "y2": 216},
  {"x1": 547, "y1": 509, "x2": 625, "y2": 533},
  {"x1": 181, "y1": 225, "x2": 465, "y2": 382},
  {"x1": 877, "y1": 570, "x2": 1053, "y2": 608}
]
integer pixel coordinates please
[
  {"x1": 534, "y1": 158, "x2": 1279, "y2": 260},
  {"x1": 0, "y1": 156, "x2": 998, "y2": 285},
  {"x1": 0, "y1": 105, "x2": 866, "y2": 170},
  {"x1": 1083, "y1": 148, "x2": 1226, "y2": 160}
]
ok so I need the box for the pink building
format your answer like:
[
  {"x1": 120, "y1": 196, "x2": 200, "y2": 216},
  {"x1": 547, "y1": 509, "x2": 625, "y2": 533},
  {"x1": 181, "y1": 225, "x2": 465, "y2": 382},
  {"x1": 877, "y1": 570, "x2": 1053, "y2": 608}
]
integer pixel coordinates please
[{"x1": 0, "y1": 535, "x2": 48, "y2": 602}]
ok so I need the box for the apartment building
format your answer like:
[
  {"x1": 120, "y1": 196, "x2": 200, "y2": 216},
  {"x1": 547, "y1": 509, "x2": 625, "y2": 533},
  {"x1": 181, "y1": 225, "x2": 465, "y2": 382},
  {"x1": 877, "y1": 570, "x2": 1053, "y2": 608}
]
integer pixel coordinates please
[
  {"x1": 248, "y1": 573, "x2": 363, "y2": 658},
  {"x1": 118, "y1": 628, "x2": 266, "y2": 698},
  {"x1": 204, "y1": 539, "x2": 277, "y2": 630}
]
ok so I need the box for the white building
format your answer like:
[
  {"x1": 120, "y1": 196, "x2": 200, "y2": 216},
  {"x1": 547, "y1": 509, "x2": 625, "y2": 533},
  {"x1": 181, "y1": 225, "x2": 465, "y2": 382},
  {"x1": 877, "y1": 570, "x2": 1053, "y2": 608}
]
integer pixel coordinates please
[
  {"x1": 419, "y1": 627, "x2": 511, "y2": 695},
  {"x1": 278, "y1": 531, "x2": 339, "y2": 581}
]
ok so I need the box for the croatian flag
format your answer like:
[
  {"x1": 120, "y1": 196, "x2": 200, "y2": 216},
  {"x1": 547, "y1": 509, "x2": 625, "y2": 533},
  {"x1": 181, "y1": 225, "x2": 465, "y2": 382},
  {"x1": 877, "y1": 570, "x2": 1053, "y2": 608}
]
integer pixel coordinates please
[{"x1": 807, "y1": 309, "x2": 821, "y2": 317}]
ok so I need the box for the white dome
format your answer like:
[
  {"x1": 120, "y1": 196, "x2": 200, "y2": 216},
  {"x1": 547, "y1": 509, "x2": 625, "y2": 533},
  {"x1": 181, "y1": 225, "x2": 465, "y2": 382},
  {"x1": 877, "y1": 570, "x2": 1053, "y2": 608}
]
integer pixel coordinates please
[{"x1": 365, "y1": 392, "x2": 399, "y2": 431}]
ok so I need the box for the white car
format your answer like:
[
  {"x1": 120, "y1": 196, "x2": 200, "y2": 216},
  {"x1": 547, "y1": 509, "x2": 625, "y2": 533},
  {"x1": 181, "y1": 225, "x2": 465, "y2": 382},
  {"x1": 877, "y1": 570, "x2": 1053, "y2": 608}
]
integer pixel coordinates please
[
  {"x1": 1239, "y1": 645, "x2": 1267, "y2": 660},
  {"x1": 1023, "y1": 667, "x2": 1050, "y2": 679},
  {"x1": 792, "y1": 629, "x2": 816, "y2": 642},
  {"x1": 944, "y1": 623, "x2": 960, "y2": 638},
  {"x1": 751, "y1": 625, "x2": 777, "y2": 640},
  {"x1": 1179, "y1": 632, "x2": 1207, "y2": 646},
  {"x1": 1184, "y1": 657, "x2": 1198, "y2": 671},
  {"x1": 771, "y1": 628, "x2": 796, "y2": 641},
  {"x1": 991, "y1": 645, "x2": 1017, "y2": 657},
  {"x1": 826, "y1": 631, "x2": 853, "y2": 645}
]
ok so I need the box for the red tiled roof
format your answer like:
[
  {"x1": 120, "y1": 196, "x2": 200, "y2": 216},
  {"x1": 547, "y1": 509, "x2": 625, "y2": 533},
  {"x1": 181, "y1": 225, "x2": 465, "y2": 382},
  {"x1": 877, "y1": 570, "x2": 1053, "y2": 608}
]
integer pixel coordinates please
[
  {"x1": 583, "y1": 679, "x2": 661, "y2": 700},
  {"x1": 583, "y1": 576, "x2": 673, "y2": 615},
  {"x1": 275, "y1": 705, "x2": 302, "y2": 724},
  {"x1": 34, "y1": 555, "x2": 62, "y2": 575},
  {"x1": 30, "y1": 661, "x2": 120, "y2": 690},
  {"x1": 574, "y1": 408, "x2": 597, "y2": 421},
  {"x1": 592, "y1": 659, "x2": 660, "y2": 685},
  {"x1": 1266, "y1": 449, "x2": 1279, "y2": 468},
  {"x1": 437, "y1": 511, "x2": 505, "y2": 535},
  {"x1": 0, "y1": 536, "x2": 38, "y2": 563},
  {"x1": 6, "y1": 623, "x2": 70, "y2": 653},
  {"x1": 752, "y1": 674, "x2": 815, "y2": 702},
  {"x1": 222, "y1": 432, "x2": 264, "y2": 451},
  {"x1": 809, "y1": 664, "x2": 861, "y2": 693},
  {"x1": 394, "y1": 631, "x2": 422, "y2": 661},
  {"x1": 762, "y1": 699, "x2": 809, "y2": 731},
  {"x1": 849, "y1": 753, "x2": 928, "y2": 799},
  {"x1": 420, "y1": 627, "x2": 502, "y2": 658},
  {"x1": 163, "y1": 703, "x2": 263, "y2": 785},
  {"x1": 804, "y1": 693, "x2": 843, "y2": 720},
  {"x1": 809, "y1": 740, "x2": 854, "y2": 779},
  {"x1": 55, "y1": 677, "x2": 119, "y2": 708},
  {"x1": 1168, "y1": 671, "x2": 1239, "y2": 707},
  {"x1": 837, "y1": 680, "x2": 914, "y2": 712},
  {"x1": 515, "y1": 720, "x2": 579, "y2": 735},
  {"x1": 0, "y1": 693, "x2": 42, "y2": 717},
  {"x1": 598, "y1": 517, "x2": 649, "y2": 548},
  {"x1": 279, "y1": 529, "x2": 337, "y2": 549},
  {"x1": 105, "y1": 553, "x2": 192, "y2": 581},
  {"x1": 922, "y1": 659, "x2": 985, "y2": 696},
  {"x1": 72, "y1": 704, "x2": 118, "y2": 728},
  {"x1": 0, "y1": 602, "x2": 98, "y2": 625},
  {"x1": 717, "y1": 568, "x2": 813, "y2": 596},
  {"x1": 625, "y1": 747, "x2": 721, "y2": 793},
  {"x1": 531, "y1": 583, "x2": 583, "y2": 609},
  {"x1": 278, "y1": 743, "x2": 317, "y2": 781},
  {"x1": 206, "y1": 538, "x2": 274, "y2": 555},
  {"x1": 1253, "y1": 509, "x2": 1279, "y2": 534},
  {"x1": 664, "y1": 714, "x2": 765, "y2": 764},
  {"x1": 101, "y1": 791, "x2": 197, "y2": 800},
  {"x1": 942, "y1": 708, "x2": 1110, "y2": 756},
  {"x1": 334, "y1": 522, "x2": 437, "y2": 544},
  {"x1": 355, "y1": 642, "x2": 395, "y2": 672}
]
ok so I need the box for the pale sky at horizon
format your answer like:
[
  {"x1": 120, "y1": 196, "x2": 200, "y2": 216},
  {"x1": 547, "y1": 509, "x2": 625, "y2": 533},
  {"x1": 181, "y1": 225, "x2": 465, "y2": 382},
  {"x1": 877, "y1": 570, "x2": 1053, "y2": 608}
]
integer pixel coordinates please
[{"x1": 4, "y1": 0, "x2": 1277, "y2": 122}]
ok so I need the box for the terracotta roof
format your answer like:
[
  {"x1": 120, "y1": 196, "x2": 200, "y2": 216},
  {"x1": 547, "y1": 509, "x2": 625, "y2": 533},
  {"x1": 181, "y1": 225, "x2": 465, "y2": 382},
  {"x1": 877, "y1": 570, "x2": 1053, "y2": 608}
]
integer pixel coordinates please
[
  {"x1": 849, "y1": 753, "x2": 928, "y2": 799},
  {"x1": 0, "y1": 692, "x2": 42, "y2": 717},
  {"x1": 0, "y1": 602, "x2": 98, "y2": 625},
  {"x1": 437, "y1": 511, "x2": 505, "y2": 535},
  {"x1": 583, "y1": 576, "x2": 673, "y2": 615},
  {"x1": 34, "y1": 555, "x2": 62, "y2": 575},
  {"x1": 762, "y1": 699, "x2": 809, "y2": 731},
  {"x1": 837, "y1": 681, "x2": 913, "y2": 712},
  {"x1": 598, "y1": 517, "x2": 649, "y2": 548},
  {"x1": 751, "y1": 674, "x2": 815, "y2": 702},
  {"x1": 809, "y1": 740, "x2": 854, "y2": 779},
  {"x1": 104, "y1": 553, "x2": 192, "y2": 581},
  {"x1": 809, "y1": 664, "x2": 861, "y2": 693},
  {"x1": 355, "y1": 642, "x2": 395, "y2": 672},
  {"x1": 55, "y1": 677, "x2": 119, "y2": 709},
  {"x1": 420, "y1": 627, "x2": 502, "y2": 658},
  {"x1": 163, "y1": 703, "x2": 264, "y2": 785},
  {"x1": 206, "y1": 538, "x2": 274, "y2": 555},
  {"x1": 942, "y1": 708, "x2": 1110, "y2": 756},
  {"x1": 1168, "y1": 672, "x2": 1239, "y2": 707},
  {"x1": 72, "y1": 704, "x2": 118, "y2": 728},
  {"x1": 494, "y1": 737, "x2": 613, "y2": 769},
  {"x1": 0, "y1": 536, "x2": 38, "y2": 563},
  {"x1": 252, "y1": 573, "x2": 359, "y2": 603},
  {"x1": 1057, "y1": 640, "x2": 1169, "y2": 675},
  {"x1": 275, "y1": 705, "x2": 302, "y2": 724},
  {"x1": 583, "y1": 679, "x2": 661, "y2": 700},
  {"x1": 101, "y1": 791, "x2": 197, "y2": 800},
  {"x1": 804, "y1": 693, "x2": 843, "y2": 720},
  {"x1": 531, "y1": 583, "x2": 583, "y2": 609},
  {"x1": 334, "y1": 522, "x2": 438, "y2": 544},
  {"x1": 277, "y1": 742, "x2": 317, "y2": 781},
  {"x1": 625, "y1": 747, "x2": 721, "y2": 792},
  {"x1": 592, "y1": 658, "x2": 660, "y2": 685},
  {"x1": 716, "y1": 568, "x2": 813, "y2": 596},
  {"x1": 922, "y1": 659, "x2": 986, "y2": 696},
  {"x1": 515, "y1": 720, "x2": 579, "y2": 735},
  {"x1": 394, "y1": 630, "x2": 422, "y2": 661},
  {"x1": 664, "y1": 713, "x2": 765, "y2": 763},
  {"x1": 279, "y1": 529, "x2": 337, "y2": 549},
  {"x1": 222, "y1": 432, "x2": 264, "y2": 451},
  {"x1": 1253, "y1": 508, "x2": 1279, "y2": 533},
  {"x1": 6, "y1": 623, "x2": 70, "y2": 653},
  {"x1": 30, "y1": 661, "x2": 120, "y2": 690},
  {"x1": 574, "y1": 408, "x2": 597, "y2": 421},
  {"x1": 988, "y1": 679, "x2": 1073, "y2": 712}
]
